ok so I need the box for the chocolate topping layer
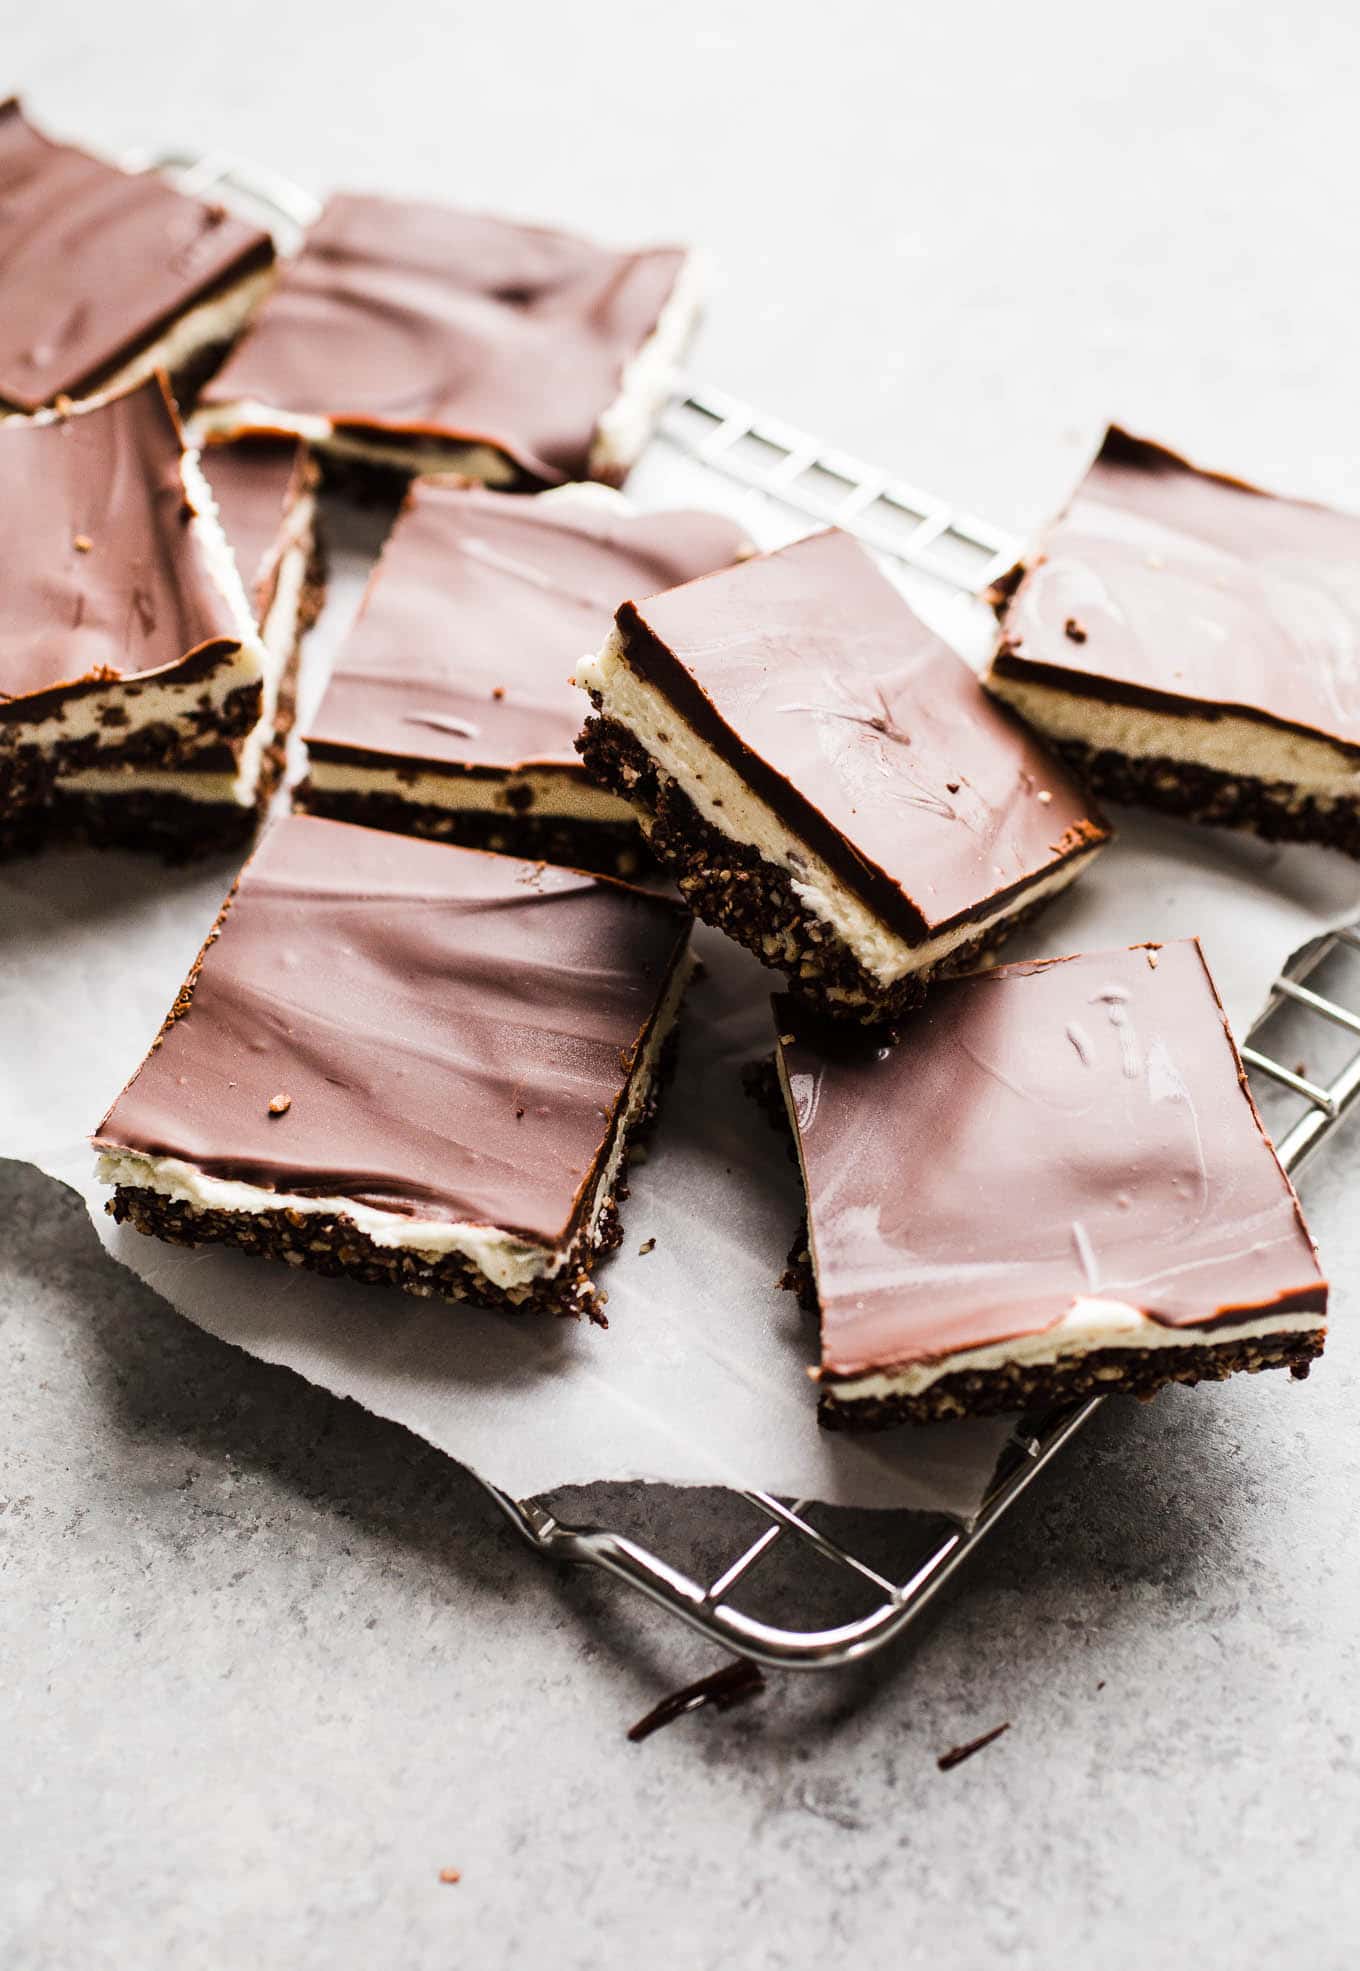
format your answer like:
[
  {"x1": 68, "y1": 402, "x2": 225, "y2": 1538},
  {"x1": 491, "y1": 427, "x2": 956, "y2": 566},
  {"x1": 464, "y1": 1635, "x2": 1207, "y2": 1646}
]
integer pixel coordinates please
[
  {"x1": 204, "y1": 439, "x2": 312, "y2": 625},
  {"x1": 774, "y1": 940, "x2": 1326, "y2": 1382},
  {"x1": 306, "y1": 483, "x2": 748, "y2": 778},
  {"x1": 96, "y1": 815, "x2": 693, "y2": 1248},
  {"x1": 614, "y1": 528, "x2": 1109, "y2": 943},
  {"x1": 992, "y1": 425, "x2": 1360, "y2": 750},
  {"x1": 0, "y1": 376, "x2": 246, "y2": 724},
  {"x1": 201, "y1": 193, "x2": 687, "y2": 485},
  {"x1": 0, "y1": 98, "x2": 273, "y2": 412}
]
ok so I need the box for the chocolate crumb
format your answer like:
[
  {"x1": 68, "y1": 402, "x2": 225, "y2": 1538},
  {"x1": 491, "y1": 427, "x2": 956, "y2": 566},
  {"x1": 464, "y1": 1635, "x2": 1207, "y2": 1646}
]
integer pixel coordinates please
[
  {"x1": 438, "y1": 1867, "x2": 461, "y2": 1885},
  {"x1": 267, "y1": 1093, "x2": 291, "y2": 1116},
  {"x1": 514, "y1": 1104, "x2": 525, "y2": 1119},
  {"x1": 73, "y1": 533, "x2": 93, "y2": 553},
  {"x1": 945, "y1": 781, "x2": 960, "y2": 794},
  {"x1": 1293, "y1": 1060, "x2": 1307, "y2": 1078},
  {"x1": 638, "y1": 1236, "x2": 656, "y2": 1256},
  {"x1": 628, "y1": 1658, "x2": 766, "y2": 1743},
  {"x1": 491, "y1": 686, "x2": 505, "y2": 700},
  {"x1": 937, "y1": 1720, "x2": 1010, "y2": 1771},
  {"x1": 1063, "y1": 617, "x2": 1088, "y2": 643},
  {"x1": 1096, "y1": 1681, "x2": 1106, "y2": 1692}
]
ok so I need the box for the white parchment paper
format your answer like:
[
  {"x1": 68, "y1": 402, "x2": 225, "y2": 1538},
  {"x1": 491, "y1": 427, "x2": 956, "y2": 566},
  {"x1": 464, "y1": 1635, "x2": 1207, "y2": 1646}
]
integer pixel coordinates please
[{"x1": 3, "y1": 457, "x2": 1357, "y2": 1523}]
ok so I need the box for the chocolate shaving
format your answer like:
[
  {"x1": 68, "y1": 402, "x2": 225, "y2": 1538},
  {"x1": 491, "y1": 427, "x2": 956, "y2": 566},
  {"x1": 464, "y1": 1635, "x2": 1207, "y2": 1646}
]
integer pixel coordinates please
[
  {"x1": 936, "y1": 1721, "x2": 1010, "y2": 1771},
  {"x1": 627, "y1": 1658, "x2": 765, "y2": 1743}
]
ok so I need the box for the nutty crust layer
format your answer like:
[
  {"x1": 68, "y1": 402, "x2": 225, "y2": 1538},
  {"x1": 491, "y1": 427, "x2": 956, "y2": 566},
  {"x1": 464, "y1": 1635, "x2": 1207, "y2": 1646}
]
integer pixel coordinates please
[
  {"x1": 818, "y1": 1328, "x2": 1323, "y2": 1428},
  {"x1": 578, "y1": 714, "x2": 1055, "y2": 1021},
  {"x1": 295, "y1": 783, "x2": 651, "y2": 880},
  {"x1": 109, "y1": 1185, "x2": 623, "y2": 1322},
  {"x1": 106, "y1": 1021, "x2": 678, "y2": 1322},
  {"x1": 1038, "y1": 734, "x2": 1360, "y2": 858}
]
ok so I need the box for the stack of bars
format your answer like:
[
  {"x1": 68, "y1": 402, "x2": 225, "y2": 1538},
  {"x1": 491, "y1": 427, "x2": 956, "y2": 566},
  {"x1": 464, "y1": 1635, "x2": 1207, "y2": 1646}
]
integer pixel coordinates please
[{"x1": 9, "y1": 98, "x2": 1339, "y2": 1434}]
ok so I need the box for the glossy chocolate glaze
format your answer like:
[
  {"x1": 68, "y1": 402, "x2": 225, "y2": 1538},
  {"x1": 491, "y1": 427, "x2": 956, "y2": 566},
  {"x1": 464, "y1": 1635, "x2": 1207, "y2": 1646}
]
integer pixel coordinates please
[
  {"x1": 617, "y1": 528, "x2": 1109, "y2": 943},
  {"x1": 0, "y1": 376, "x2": 245, "y2": 724},
  {"x1": 992, "y1": 426, "x2": 1360, "y2": 750},
  {"x1": 201, "y1": 193, "x2": 686, "y2": 484},
  {"x1": 306, "y1": 483, "x2": 748, "y2": 778},
  {"x1": 774, "y1": 941, "x2": 1326, "y2": 1380},
  {"x1": 204, "y1": 439, "x2": 311, "y2": 625},
  {"x1": 0, "y1": 98, "x2": 272, "y2": 412},
  {"x1": 96, "y1": 815, "x2": 693, "y2": 1247}
]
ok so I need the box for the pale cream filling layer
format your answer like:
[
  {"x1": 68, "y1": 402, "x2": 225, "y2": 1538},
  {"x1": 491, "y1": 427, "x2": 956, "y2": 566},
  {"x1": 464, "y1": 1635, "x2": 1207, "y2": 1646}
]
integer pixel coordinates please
[
  {"x1": 824, "y1": 1300, "x2": 1325, "y2": 1403},
  {"x1": 987, "y1": 672, "x2": 1360, "y2": 806},
  {"x1": 576, "y1": 629, "x2": 1098, "y2": 988},
  {"x1": 96, "y1": 947, "x2": 693, "y2": 1293},
  {"x1": 304, "y1": 757, "x2": 633, "y2": 823},
  {"x1": 588, "y1": 251, "x2": 706, "y2": 480}
]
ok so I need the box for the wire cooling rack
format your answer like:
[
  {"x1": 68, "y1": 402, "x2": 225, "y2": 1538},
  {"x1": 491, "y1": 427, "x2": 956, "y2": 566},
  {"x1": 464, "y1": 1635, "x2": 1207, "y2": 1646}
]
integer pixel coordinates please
[{"x1": 140, "y1": 149, "x2": 1360, "y2": 1671}]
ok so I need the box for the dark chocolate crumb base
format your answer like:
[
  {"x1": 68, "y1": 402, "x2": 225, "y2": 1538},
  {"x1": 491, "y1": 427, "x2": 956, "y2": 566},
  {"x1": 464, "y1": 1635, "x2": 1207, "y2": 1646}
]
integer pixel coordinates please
[
  {"x1": 295, "y1": 783, "x2": 651, "y2": 881},
  {"x1": 1037, "y1": 735, "x2": 1360, "y2": 859},
  {"x1": 45, "y1": 788, "x2": 261, "y2": 861},
  {"x1": 109, "y1": 1185, "x2": 623, "y2": 1321},
  {"x1": 818, "y1": 1327, "x2": 1325, "y2": 1429},
  {"x1": 780, "y1": 1218, "x2": 817, "y2": 1311},
  {"x1": 578, "y1": 714, "x2": 1058, "y2": 1021}
]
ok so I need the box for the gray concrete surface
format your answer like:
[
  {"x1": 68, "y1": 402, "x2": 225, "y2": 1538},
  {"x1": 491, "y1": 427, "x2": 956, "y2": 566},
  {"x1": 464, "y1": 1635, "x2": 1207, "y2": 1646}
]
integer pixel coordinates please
[{"x1": 6, "y1": 4, "x2": 1360, "y2": 1964}]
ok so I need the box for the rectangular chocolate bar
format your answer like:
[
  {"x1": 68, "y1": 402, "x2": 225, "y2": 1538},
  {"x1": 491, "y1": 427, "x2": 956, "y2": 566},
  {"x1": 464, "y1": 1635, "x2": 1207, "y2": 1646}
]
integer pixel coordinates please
[
  {"x1": 95, "y1": 814, "x2": 694, "y2": 1320},
  {"x1": 577, "y1": 527, "x2": 1111, "y2": 1021},
  {"x1": 51, "y1": 435, "x2": 325, "y2": 855},
  {"x1": 0, "y1": 98, "x2": 273, "y2": 414},
  {"x1": 0, "y1": 377, "x2": 292, "y2": 858},
  {"x1": 195, "y1": 192, "x2": 700, "y2": 486},
  {"x1": 298, "y1": 479, "x2": 749, "y2": 875},
  {"x1": 772, "y1": 940, "x2": 1326, "y2": 1426},
  {"x1": 986, "y1": 426, "x2": 1360, "y2": 854}
]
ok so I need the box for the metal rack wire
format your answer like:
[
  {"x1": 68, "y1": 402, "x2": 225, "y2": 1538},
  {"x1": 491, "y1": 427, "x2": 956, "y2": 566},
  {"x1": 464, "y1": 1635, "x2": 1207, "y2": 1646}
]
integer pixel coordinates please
[{"x1": 144, "y1": 148, "x2": 1360, "y2": 1672}]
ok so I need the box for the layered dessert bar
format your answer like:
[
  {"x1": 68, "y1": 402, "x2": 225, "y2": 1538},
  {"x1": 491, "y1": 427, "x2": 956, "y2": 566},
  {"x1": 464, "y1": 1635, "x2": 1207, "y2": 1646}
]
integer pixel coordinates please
[
  {"x1": 54, "y1": 436, "x2": 325, "y2": 849},
  {"x1": 195, "y1": 192, "x2": 700, "y2": 486},
  {"x1": 577, "y1": 527, "x2": 1111, "y2": 1021},
  {"x1": 298, "y1": 478, "x2": 749, "y2": 875},
  {"x1": 771, "y1": 940, "x2": 1326, "y2": 1426},
  {"x1": 0, "y1": 97, "x2": 273, "y2": 414},
  {"x1": 0, "y1": 377, "x2": 290, "y2": 857},
  {"x1": 96, "y1": 814, "x2": 694, "y2": 1320},
  {"x1": 986, "y1": 426, "x2": 1360, "y2": 854}
]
